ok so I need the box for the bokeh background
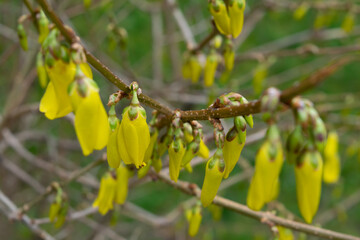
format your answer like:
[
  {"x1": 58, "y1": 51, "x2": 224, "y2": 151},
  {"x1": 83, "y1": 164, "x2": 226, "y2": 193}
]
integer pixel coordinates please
[{"x1": 1, "y1": 0, "x2": 360, "y2": 239}]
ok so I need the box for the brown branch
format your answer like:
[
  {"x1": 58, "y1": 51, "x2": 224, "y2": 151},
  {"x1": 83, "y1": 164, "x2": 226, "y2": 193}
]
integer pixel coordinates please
[
  {"x1": 34, "y1": 0, "x2": 358, "y2": 126},
  {"x1": 153, "y1": 170, "x2": 360, "y2": 240},
  {"x1": 35, "y1": 0, "x2": 173, "y2": 117},
  {"x1": 236, "y1": 45, "x2": 360, "y2": 62}
]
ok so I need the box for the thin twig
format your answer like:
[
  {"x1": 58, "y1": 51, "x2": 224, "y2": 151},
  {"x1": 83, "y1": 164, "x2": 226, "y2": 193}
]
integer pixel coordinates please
[{"x1": 153, "y1": 171, "x2": 360, "y2": 240}]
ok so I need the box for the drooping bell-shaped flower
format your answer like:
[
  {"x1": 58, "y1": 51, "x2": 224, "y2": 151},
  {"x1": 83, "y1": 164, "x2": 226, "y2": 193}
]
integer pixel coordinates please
[
  {"x1": 36, "y1": 52, "x2": 48, "y2": 88},
  {"x1": 189, "y1": 55, "x2": 202, "y2": 84},
  {"x1": 223, "y1": 116, "x2": 247, "y2": 179},
  {"x1": 115, "y1": 163, "x2": 131, "y2": 204},
  {"x1": 204, "y1": 51, "x2": 219, "y2": 87},
  {"x1": 228, "y1": 0, "x2": 246, "y2": 38},
  {"x1": 224, "y1": 39, "x2": 235, "y2": 71},
  {"x1": 39, "y1": 60, "x2": 92, "y2": 120},
  {"x1": 118, "y1": 82, "x2": 150, "y2": 168},
  {"x1": 186, "y1": 203, "x2": 202, "y2": 237},
  {"x1": 93, "y1": 173, "x2": 117, "y2": 215},
  {"x1": 107, "y1": 109, "x2": 121, "y2": 168},
  {"x1": 323, "y1": 131, "x2": 341, "y2": 184},
  {"x1": 200, "y1": 148, "x2": 225, "y2": 207},
  {"x1": 209, "y1": 0, "x2": 231, "y2": 35},
  {"x1": 247, "y1": 125, "x2": 284, "y2": 211},
  {"x1": 295, "y1": 149, "x2": 323, "y2": 223},
  {"x1": 168, "y1": 134, "x2": 186, "y2": 182},
  {"x1": 68, "y1": 66, "x2": 109, "y2": 156}
]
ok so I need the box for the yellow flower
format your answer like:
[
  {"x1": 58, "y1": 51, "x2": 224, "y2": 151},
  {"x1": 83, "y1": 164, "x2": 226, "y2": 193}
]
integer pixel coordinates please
[
  {"x1": 293, "y1": 3, "x2": 309, "y2": 20},
  {"x1": 323, "y1": 131, "x2": 341, "y2": 184},
  {"x1": 36, "y1": 52, "x2": 48, "y2": 88},
  {"x1": 295, "y1": 150, "x2": 323, "y2": 223},
  {"x1": 204, "y1": 52, "x2": 219, "y2": 87},
  {"x1": 224, "y1": 44, "x2": 235, "y2": 71},
  {"x1": 93, "y1": 173, "x2": 117, "y2": 215},
  {"x1": 39, "y1": 60, "x2": 92, "y2": 119},
  {"x1": 115, "y1": 163, "x2": 131, "y2": 204},
  {"x1": 107, "y1": 123, "x2": 121, "y2": 169},
  {"x1": 144, "y1": 129, "x2": 159, "y2": 164},
  {"x1": 223, "y1": 116, "x2": 247, "y2": 178},
  {"x1": 229, "y1": 0, "x2": 246, "y2": 38},
  {"x1": 342, "y1": 13, "x2": 355, "y2": 34},
  {"x1": 247, "y1": 137, "x2": 283, "y2": 211},
  {"x1": 68, "y1": 68, "x2": 109, "y2": 156},
  {"x1": 278, "y1": 226, "x2": 294, "y2": 240},
  {"x1": 168, "y1": 140, "x2": 186, "y2": 182},
  {"x1": 187, "y1": 204, "x2": 202, "y2": 237},
  {"x1": 189, "y1": 55, "x2": 202, "y2": 84},
  {"x1": 209, "y1": 0, "x2": 231, "y2": 35},
  {"x1": 118, "y1": 83, "x2": 150, "y2": 168},
  {"x1": 201, "y1": 149, "x2": 225, "y2": 207},
  {"x1": 184, "y1": 130, "x2": 209, "y2": 160}
]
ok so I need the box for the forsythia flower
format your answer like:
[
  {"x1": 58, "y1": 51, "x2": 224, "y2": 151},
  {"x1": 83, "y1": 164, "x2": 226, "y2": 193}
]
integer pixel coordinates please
[
  {"x1": 36, "y1": 52, "x2": 48, "y2": 88},
  {"x1": 293, "y1": 3, "x2": 309, "y2": 20},
  {"x1": 204, "y1": 51, "x2": 219, "y2": 87},
  {"x1": 209, "y1": 0, "x2": 231, "y2": 35},
  {"x1": 277, "y1": 226, "x2": 294, "y2": 240},
  {"x1": 224, "y1": 40, "x2": 235, "y2": 71},
  {"x1": 168, "y1": 139, "x2": 186, "y2": 182},
  {"x1": 223, "y1": 116, "x2": 246, "y2": 179},
  {"x1": 323, "y1": 131, "x2": 341, "y2": 184},
  {"x1": 93, "y1": 173, "x2": 117, "y2": 215},
  {"x1": 184, "y1": 124, "x2": 210, "y2": 160},
  {"x1": 186, "y1": 204, "x2": 202, "y2": 237},
  {"x1": 201, "y1": 148, "x2": 225, "y2": 207},
  {"x1": 295, "y1": 150, "x2": 323, "y2": 223},
  {"x1": 118, "y1": 83, "x2": 150, "y2": 168},
  {"x1": 189, "y1": 55, "x2": 202, "y2": 84},
  {"x1": 228, "y1": 0, "x2": 246, "y2": 38},
  {"x1": 342, "y1": 13, "x2": 355, "y2": 34},
  {"x1": 247, "y1": 125, "x2": 284, "y2": 210},
  {"x1": 107, "y1": 123, "x2": 121, "y2": 169},
  {"x1": 40, "y1": 60, "x2": 92, "y2": 119},
  {"x1": 68, "y1": 67, "x2": 109, "y2": 156},
  {"x1": 115, "y1": 163, "x2": 131, "y2": 204}
]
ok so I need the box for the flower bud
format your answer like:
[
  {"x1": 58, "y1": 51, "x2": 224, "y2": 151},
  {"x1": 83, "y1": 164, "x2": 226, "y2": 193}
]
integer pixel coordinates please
[
  {"x1": 189, "y1": 55, "x2": 202, "y2": 84},
  {"x1": 239, "y1": 96, "x2": 254, "y2": 128},
  {"x1": 293, "y1": 2, "x2": 309, "y2": 20},
  {"x1": 224, "y1": 40, "x2": 235, "y2": 71},
  {"x1": 253, "y1": 63, "x2": 268, "y2": 95},
  {"x1": 36, "y1": 52, "x2": 48, "y2": 88},
  {"x1": 342, "y1": 13, "x2": 355, "y2": 34},
  {"x1": 323, "y1": 132, "x2": 341, "y2": 184},
  {"x1": 17, "y1": 23, "x2": 28, "y2": 51},
  {"x1": 209, "y1": 0, "x2": 231, "y2": 35},
  {"x1": 312, "y1": 117, "x2": 327, "y2": 153},
  {"x1": 187, "y1": 204, "x2": 202, "y2": 237},
  {"x1": 229, "y1": 0, "x2": 246, "y2": 38},
  {"x1": 212, "y1": 35, "x2": 223, "y2": 49},
  {"x1": 93, "y1": 173, "x2": 117, "y2": 215},
  {"x1": 184, "y1": 123, "x2": 210, "y2": 159},
  {"x1": 204, "y1": 51, "x2": 219, "y2": 87},
  {"x1": 168, "y1": 139, "x2": 186, "y2": 182},
  {"x1": 247, "y1": 133, "x2": 283, "y2": 210},
  {"x1": 107, "y1": 123, "x2": 121, "y2": 169},
  {"x1": 295, "y1": 150, "x2": 323, "y2": 223},
  {"x1": 277, "y1": 226, "x2": 294, "y2": 240},
  {"x1": 223, "y1": 116, "x2": 247, "y2": 179},
  {"x1": 201, "y1": 149, "x2": 225, "y2": 207},
  {"x1": 118, "y1": 83, "x2": 150, "y2": 168},
  {"x1": 286, "y1": 125, "x2": 305, "y2": 164},
  {"x1": 208, "y1": 204, "x2": 222, "y2": 221},
  {"x1": 38, "y1": 10, "x2": 49, "y2": 44},
  {"x1": 115, "y1": 163, "x2": 131, "y2": 204}
]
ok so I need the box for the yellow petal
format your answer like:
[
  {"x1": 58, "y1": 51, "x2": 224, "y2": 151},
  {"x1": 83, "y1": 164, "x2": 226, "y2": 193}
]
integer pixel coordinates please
[
  {"x1": 295, "y1": 151, "x2": 323, "y2": 223},
  {"x1": 229, "y1": 0, "x2": 245, "y2": 38},
  {"x1": 168, "y1": 141, "x2": 186, "y2": 182},
  {"x1": 188, "y1": 209, "x2": 202, "y2": 237},
  {"x1": 107, "y1": 125, "x2": 121, "y2": 169},
  {"x1": 117, "y1": 121, "x2": 132, "y2": 165},
  {"x1": 199, "y1": 140, "x2": 210, "y2": 159},
  {"x1": 74, "y1": 91, "x2": 106, "y2": 156},
  {"x1": 144, "y1": 130, "x2": 159, "y2": 163},
  {"x1": 115, "y1": 164, "x2": 130, "y2": 204},
  {"x1": 210, "y1": 2, "x2": 231, "y2": 35},
  {"x1": 223, "y1": 136, "x2": 245, "y2": 179},
  {"x1": 120, "y1": 111, "x2": 139, "y2": 166},
  {"x1": 200, "y1": 157, "x2": 224, "y2": 207}
]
